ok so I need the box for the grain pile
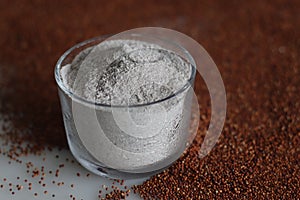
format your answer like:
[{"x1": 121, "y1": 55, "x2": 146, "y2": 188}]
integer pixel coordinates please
[{"x1": 0, "y1": 0, "x2": 299, "y2": 199}]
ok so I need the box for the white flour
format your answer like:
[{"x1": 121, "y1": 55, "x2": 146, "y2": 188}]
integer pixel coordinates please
[
  {"x1": 62, "y1": 40, "x2": 190, "y2": 105},
  {"x1": 60, "y1": 39, "x2": 193, "y2": 171}
]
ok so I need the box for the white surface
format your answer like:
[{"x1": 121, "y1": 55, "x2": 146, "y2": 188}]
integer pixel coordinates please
[{"x1": 0, "y1": 117, "x2": 146, "y2": 200}]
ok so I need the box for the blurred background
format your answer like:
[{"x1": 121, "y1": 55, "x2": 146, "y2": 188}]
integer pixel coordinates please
[
  {"x1": 1, "y1": 0, "x2": 299, "y2": 146},
  {"x1": 1, "y1": 0, "x2": 299, "y2": 167}
]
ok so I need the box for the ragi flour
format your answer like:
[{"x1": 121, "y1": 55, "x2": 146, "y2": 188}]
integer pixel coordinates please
[{"x1": 60, "y1": 39, "x2": 193, "y2": 171}]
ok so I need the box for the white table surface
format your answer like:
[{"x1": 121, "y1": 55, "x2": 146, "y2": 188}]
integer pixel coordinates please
[{"x1": 0, "y1": 116, "x2": 146, "y2": 200}]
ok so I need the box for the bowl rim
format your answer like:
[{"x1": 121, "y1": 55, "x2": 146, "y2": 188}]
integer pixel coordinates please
[{"x1": 54, "y1": 34, "x2": 196, "y2": 108}]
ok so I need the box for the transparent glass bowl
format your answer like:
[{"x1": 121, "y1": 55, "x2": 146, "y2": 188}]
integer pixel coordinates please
[{"x1": 54, "y1": 35, "x2": 196, "y2": 179}]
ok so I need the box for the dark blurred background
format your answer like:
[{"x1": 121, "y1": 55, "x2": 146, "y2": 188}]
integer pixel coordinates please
[{"x1": 0, "y1": 0, "x2": 299, "y2": 148}]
